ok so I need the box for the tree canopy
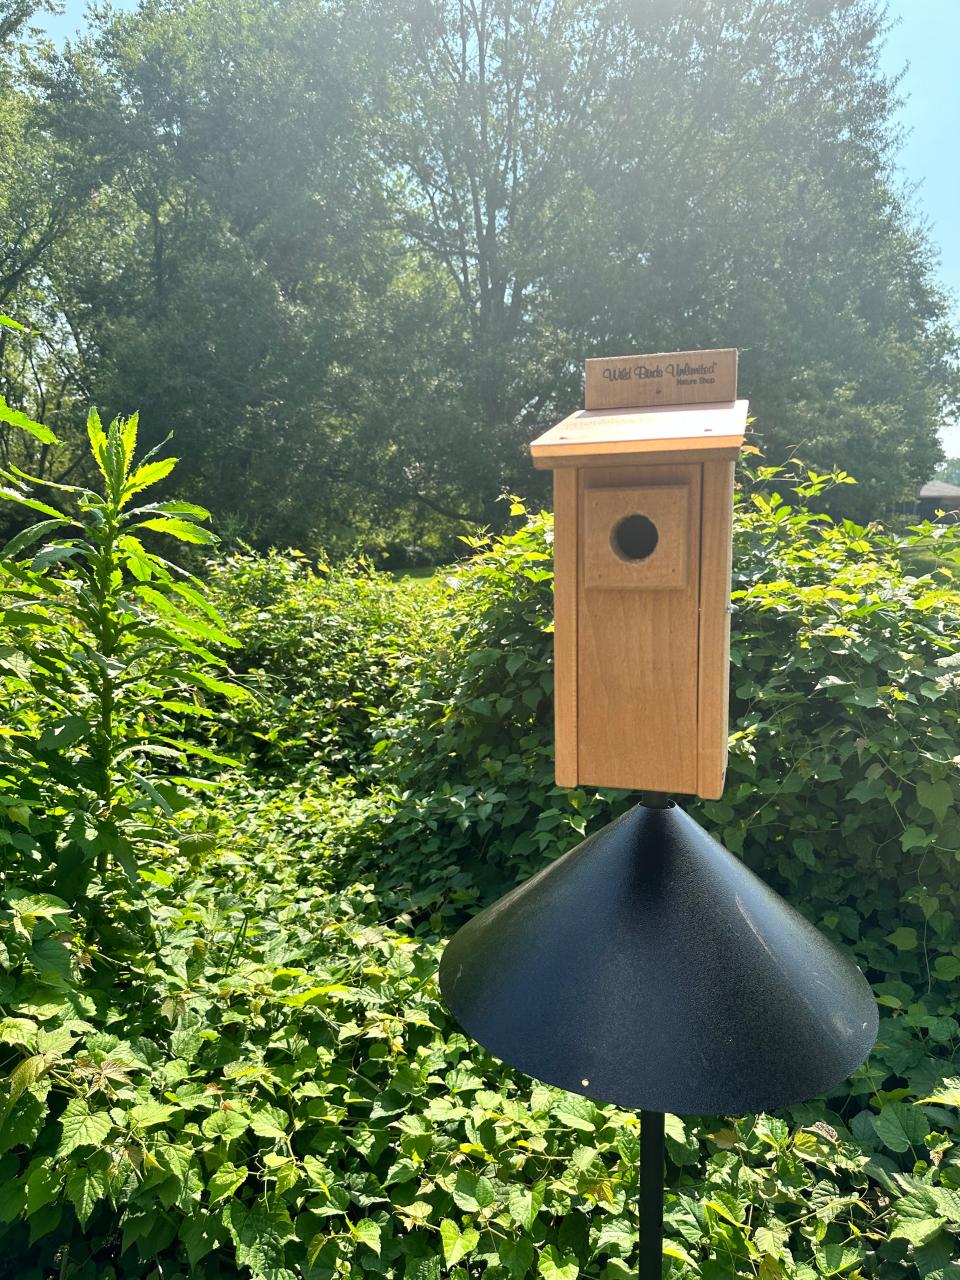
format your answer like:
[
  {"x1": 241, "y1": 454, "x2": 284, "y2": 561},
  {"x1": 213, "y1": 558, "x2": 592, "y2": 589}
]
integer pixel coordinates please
[{"x1": 1, "y1": 0, "x2": 957, "y2": 558}]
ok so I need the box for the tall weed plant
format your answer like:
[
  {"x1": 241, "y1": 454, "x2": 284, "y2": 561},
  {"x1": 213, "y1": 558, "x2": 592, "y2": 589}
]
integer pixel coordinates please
[{"x1": 0, "y1": 409, "x2": 247, "y2": 922}]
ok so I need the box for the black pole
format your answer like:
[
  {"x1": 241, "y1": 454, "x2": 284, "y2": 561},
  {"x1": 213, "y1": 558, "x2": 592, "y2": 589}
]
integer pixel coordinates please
[{"x1": 639, "y1": 1109, "x2": 665, "y2": 1280}]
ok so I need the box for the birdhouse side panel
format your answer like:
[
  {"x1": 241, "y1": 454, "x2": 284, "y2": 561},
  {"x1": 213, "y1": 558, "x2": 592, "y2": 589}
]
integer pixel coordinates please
[
  {"x1": 552, "y1": 469, "x2": 579, "y2": 787},
  {"x1": 696, "y1": 460, "x2": 735, "y2": 799}
]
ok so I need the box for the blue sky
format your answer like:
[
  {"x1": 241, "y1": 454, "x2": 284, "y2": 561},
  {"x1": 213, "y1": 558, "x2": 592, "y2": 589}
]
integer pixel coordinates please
[{"x1": 29, "y1": 1, "x2": 960, "y2": 453}]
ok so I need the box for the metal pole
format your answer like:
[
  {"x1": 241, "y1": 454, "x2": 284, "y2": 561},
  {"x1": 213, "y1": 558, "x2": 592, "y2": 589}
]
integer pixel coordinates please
[{"x1": 639, "y1": 1109, "x2": 665, "y2": 1280}]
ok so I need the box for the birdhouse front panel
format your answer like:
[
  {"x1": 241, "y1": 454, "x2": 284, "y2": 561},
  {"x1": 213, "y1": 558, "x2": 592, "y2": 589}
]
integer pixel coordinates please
[
  {"x1": 531, "y1": 351, "x2": 746, "y2": 802},
  {"x1": 578, "y1": 463, "x2": 702, "y2": 794}
]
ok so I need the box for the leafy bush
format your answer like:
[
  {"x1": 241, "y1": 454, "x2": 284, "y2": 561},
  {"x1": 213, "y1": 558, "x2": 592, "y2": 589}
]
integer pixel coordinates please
[
  {"x1": 2, "y1": 461, "x2": 960, "y2": 1279},
  {"x1": 5, "y1": 780, "x2": 960, "y2": 1280},
  {"x1": 207, "y1": 549, "x2": 444, "y2": 773}
]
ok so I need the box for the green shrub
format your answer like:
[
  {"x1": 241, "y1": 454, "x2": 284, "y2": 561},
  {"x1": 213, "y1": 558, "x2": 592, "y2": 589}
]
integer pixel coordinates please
[
  {"x1": 207, "y1": 549, "x2": 444, "y2": 773},
  {"x1": 3, "y1": 461, "x2": 960, "y2": 1279},
  {"x1": 5, "y1": 780, "x2": 960, "y2": 1280}
]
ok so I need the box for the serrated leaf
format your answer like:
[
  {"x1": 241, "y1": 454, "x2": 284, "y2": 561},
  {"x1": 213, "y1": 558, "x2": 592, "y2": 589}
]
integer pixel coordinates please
[
  {"x1": 353, "y1": 1218, "x2": 381, "y2": 1254},
  {"x1": 207, "y1": 1161, "x2": 248, "y2": 1203},
  {"x1": 121, "y1": 457, "x2": 177, "y2": 506},
  {"x1": 180, "y1": 1213, "x2": 228, "y2": 1267},
  {"x1": 65, "y1": 1160, "x2": 108, "y2": 1227},
  {"x1": 138, "y1": 516, "x2": 216, "y2": 545},
  {"x1": 813, "y1": 1240, "x2": 863, "y2": 1275},
  {"x1": 452, "y1": 1169, "x2": 496, "y2": 1212},
  {"x1": 201, "y1": 1108, "x2": 249, "y2": 1141},
  {"x1": 538, "y1": 1244, "x2": 579, "y2": 1279},
  {"x1": 554, "y1": 1093, "x2": 600, "y2": 1132},
  {"x1": 24, "y1": 1159, "x2": 59, "y2": 1215},
  {"x1": 249, "y1": 1105, "x2": 288, "y2": 1139},
  {"x1": 0, "y1": 397, "x2": 57, "y2": 444},
  {"x1": 874, "y1": 1101, "x2": 929, "y2": 1153},
  {"x1": 4, "y1": 1054, "x2": 49, "y2": 1115},
  {"x1": 498, "y1": 1237, "x2": 536, "y2": 1278},
  {"x1": 0, "y1": 1087, "x2": 47, "y2": 1154},
  {"x1": 0, "y1": 1018, "x2": 37, "y2": 1048},
  {"x1": 917, "y1": 779, "x2": 953, "y2": 823},
  {"x1": 508, "y1": 1182, "x2": 542, "y2": 1230},
  {"x1": 440, "y1": 1219, "x2": 479, "y2": 1266},
  {"x1": 919, "y1": 1078, "x2": 960, "y2": 1107},
  {"x1": 128, "y1": 1101, "x2": 177, "y2": 1129},
  {"x1": 1, "y1": 519, "x2": 71, "y2": 561},
  {"x1": 57, "y1": 1098, "x2": 112, "y2": 1156}
]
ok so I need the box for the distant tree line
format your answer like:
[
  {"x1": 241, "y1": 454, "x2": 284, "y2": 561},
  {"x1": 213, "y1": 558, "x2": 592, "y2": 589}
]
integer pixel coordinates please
[{"x1": 1, "y1": 0, "x2": 957, "y2": 561}]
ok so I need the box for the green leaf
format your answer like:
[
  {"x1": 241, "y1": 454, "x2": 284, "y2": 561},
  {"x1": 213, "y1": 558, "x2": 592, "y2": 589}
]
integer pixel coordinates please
[
  {"x1": 24, "y1": 1159, "x2": 60, "y2": 1215},
  {"x1": 121, "y1": 457, "x2": 177, "y2": 506},
  {"x1": 30, "y1": 543, "x2": 81, "y2": 571},
  {"x1": 249, "y1": 1105, "x2": 288, "y2": 1139},
  {"x1": 0, "y1": 1087, "x2": 47, "y2": 1154},
  {"x1": 180, "y1": 1213, "x2": 228, "y2": 1267},
  {"x1": 3, "y1": 1055, "x2": 49, "y2": 1116},
  {"x1": 918, "y1": 1077, "x2": 960, "y2": 1107},
  {"x1": 440, "y1": 1219, "x2": 479, "y2": 1266},
  {"x1": 352, "y1": 1218, "x2": 381, "y2": 1254},
  {"x1": 128, "y1": 1100, "x2": 178, "y2": 1129},
  {"x1": 497, "y1": 1237, "x2": 536, "y2": 1278},
  {"x1": 201, "y1": 1108, "x2": 249, "y2": 1141},
  {"x1": 0, "y1": 397, "x2": 58, "y2": 445},
  {"x1": 891, "y1": 1188, "x2": 947, "y2": 1245},
  {"x1": 138, "y1": 516, "x2": 216, "y2": 545},
  {"x1": 208, "y1": 1161, "x2": 248, "y2": 1203},
  {"x1": 874, "y1": 1102, "x2": 929, "y2": 1153},
  {"x1": 452, "y1": 1169, "x2": 496, "y2": 1212},
  {"x1": 0, "y1": 485, "x2": 66, "y2": 520},
  {"x1": 886, "y1": 927, "x2": 918, "y2": 951},
  {"x1": 901, "y1": 826, "x2": 932, "y2": 852},
  {"x1": 507, "y1": 1183, "x2": 542, "y2": 1231},
  {"x1": 65, "y1": 1159, "x2": 109, "y2": 1227},
  {"x1": 554, "y1": 1093, "x2": 600, "y2": 1131},
  {"x1": 0, "y1": 519, "x2": 71, "y2": 560},
  {"x1": 0, "y1": 1018, "x2": 37, "y2": 1048},
  {"x1": 86, "y1": 408, "x2": 108, "y2": 480},
  {"x1": 813, "y1": 1241, "x2": 864, "y2": 1275},
  {"x1": 57, "y1": 1097, "x2": 112, "y2": 1156},
  {"x1": 917, "y1": 779, "x2": 954, "y2": 823},
  {"x1": 538, "y1": 1245, "x2": 580, "y2": 1279}
]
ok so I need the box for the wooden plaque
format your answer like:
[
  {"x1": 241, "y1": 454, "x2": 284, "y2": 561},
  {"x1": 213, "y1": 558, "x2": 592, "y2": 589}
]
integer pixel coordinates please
[{"x1": 585, "y1": 348, "x2": 737, "y2": 411}]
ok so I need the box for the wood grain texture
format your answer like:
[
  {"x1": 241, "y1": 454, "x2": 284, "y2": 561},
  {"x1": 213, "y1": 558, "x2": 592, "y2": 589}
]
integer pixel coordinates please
[
  {"x1": 585, "y1": 349, "x2": 737, "y2": 410},
  {"x1": 530, "y1": 400, "x2": 748, "y2": 467},
  {"x1": 553, "y1": 469, "x2": 578, "y2": 787},
  {"x1": 533, "y1": 445, "x2": 741, "y2": 471},
  {"x1": 696, "y1": 459, "x2": 735, "y2": 800},
  {"x1": 576, "y1": 463, "x2": 701, "y2": 794},
  {"x1": 583, "y1": 484, "x2": 689, "y2": 591}
]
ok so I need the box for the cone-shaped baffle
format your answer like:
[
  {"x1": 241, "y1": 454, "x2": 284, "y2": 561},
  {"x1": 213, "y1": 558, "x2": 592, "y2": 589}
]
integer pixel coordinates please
[{"x1": 439, "y1": 803, "x2": 878, "y2": 1115}]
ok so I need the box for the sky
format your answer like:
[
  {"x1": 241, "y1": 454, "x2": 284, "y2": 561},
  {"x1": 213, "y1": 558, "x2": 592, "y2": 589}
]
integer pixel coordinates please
[{"x1": 29, "y1": 0, "x2": 960, "y2": 455}]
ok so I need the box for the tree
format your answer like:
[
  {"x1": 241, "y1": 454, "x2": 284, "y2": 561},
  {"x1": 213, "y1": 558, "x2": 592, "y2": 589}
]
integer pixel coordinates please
[
  {"x1": 0, "y1": 0, "x2": 956, "y2": 555},
  {"x1": 373, "y1": 0, "x2": 958, "y2": 521}
]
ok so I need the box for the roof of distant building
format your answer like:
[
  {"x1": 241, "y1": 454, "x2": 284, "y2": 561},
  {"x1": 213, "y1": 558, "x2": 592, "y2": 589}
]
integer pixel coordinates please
[{"x1": 919, "y1": 480, "x2": 960, "y2": 499}]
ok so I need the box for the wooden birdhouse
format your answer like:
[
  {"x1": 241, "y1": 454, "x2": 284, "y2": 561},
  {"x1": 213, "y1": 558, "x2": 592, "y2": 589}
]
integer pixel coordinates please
[{"x1": 530, "y1": 349, "x2": 747, "y2": 800}]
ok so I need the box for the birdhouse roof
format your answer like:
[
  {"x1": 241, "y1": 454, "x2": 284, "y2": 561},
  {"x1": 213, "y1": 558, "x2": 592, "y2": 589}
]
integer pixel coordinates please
[{"x1": 530, "y1": 399, "x2": 749, "y2": 469}]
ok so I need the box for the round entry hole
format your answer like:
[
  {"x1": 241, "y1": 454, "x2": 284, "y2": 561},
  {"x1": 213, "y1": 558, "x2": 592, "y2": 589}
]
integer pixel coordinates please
[{"x1": 611, "y1": 513, "x2": 659, "y2": 562}]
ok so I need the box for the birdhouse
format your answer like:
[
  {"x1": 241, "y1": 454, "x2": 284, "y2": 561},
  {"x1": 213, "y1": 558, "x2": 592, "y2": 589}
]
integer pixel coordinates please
[{"x1": 530, "y1": 349, "x2": 747, "y2": 800}]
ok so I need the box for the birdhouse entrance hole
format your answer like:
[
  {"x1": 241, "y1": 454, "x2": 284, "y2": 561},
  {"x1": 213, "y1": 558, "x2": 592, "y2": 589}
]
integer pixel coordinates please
[{"x1": 612, "y1": 514, "x2": 658, "y2": 562}]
